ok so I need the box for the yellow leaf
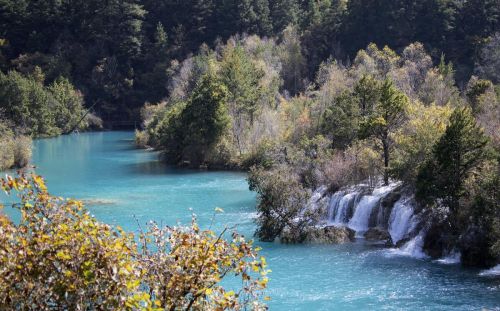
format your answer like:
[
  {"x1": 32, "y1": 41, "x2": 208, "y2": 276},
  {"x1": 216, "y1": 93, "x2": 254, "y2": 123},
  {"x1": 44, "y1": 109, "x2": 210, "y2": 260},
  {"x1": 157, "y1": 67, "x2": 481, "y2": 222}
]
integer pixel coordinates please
[{"x1": 214, "y1": 207, "x2": 224, "y2": 213}]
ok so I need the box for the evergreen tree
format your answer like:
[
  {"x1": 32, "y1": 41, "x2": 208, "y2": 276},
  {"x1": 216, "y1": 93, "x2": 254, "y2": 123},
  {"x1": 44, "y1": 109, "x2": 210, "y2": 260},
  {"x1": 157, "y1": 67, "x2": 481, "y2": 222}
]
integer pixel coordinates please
[
  {"x1": 417, "y1": 107, "x2": 490, "y2": 212},
  {"x1": 180, "y1": 70, "x2": 230, "y2": 165},
  {"x1": 220, "y1": 45, "x2": 265, "y2": 154},
  {"x1": 359, "y1": 79, "x2": 409, "y2": 185},
  {"x1": 270, "y1": 0, "x2": 300, "y2": 33},
  {"x1": 321, "y1": 91, "x2": 360, "y2": 149}
]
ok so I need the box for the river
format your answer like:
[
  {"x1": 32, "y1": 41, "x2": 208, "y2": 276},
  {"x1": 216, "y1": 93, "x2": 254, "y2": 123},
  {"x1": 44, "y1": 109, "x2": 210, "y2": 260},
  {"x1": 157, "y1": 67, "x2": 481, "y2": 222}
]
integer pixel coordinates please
[{"x1": 1, "y1": 131, "x2": 499, "y2": 310}]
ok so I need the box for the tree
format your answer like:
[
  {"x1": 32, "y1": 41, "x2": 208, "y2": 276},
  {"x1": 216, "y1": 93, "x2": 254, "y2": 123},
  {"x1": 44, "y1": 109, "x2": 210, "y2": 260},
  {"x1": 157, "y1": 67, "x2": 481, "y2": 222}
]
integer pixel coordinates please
[
  {"x1": 279, "y1": 25, "x2": 306, "y2": 95},
  {"x1": 221, "y1": 45, "x2": 265, "y2": 154},
  {"x1": 0, "y1": 174, "x2": 270, "y2": 309},
  {"x1": 237, "y1": 0, "x2": 273, "y2": 36},
  {"x1": 353, "y1": 75, "x2": 381, "y2": 115},
  {"x1": 416, "y1": 107, "x2": 490, "y2": 212},
  {"x1": 48, "y1": 77, "x2": 87, "y2": 133},
  {"x1": 180, "y1": 70, "x2": 230, "y2": 165},
  {"x1": 269, "y1": 0, "x2": 300, "y2": 33},
  {"x1": 321, "y1": 91, "x2": 360, "y2": 149},
  {"x1": 248, "y1": 165, "x2": 309, "y2": 242},
  {"x1": 475, "y1": 33, "x2": 500, "y2": 84},
  {"x1": 359, "y1": 79, "x2": 409, "y2": 185},
  {"x1": 0, "y1": 70, "x2": 59, "y2": 136}
]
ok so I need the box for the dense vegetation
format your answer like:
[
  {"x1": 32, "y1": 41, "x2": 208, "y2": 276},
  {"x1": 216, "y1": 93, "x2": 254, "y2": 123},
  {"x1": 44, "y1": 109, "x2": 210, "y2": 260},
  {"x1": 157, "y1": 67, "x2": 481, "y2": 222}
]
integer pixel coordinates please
[
  {"x1": 0, "y1": 174, "x2": 270, "y2": 309},
  {"x1": 137, "y1": 36, "x2": 499, "y2": 266},
  {"x1": 0, "y1": 69, "x2": 102, "y2": 170},
  {"x1": 1, "y1": 0, "x2": 499, "y2": 122},
  {"x1": 0, "y1": 0, "x2": 498, "y2": 284}
]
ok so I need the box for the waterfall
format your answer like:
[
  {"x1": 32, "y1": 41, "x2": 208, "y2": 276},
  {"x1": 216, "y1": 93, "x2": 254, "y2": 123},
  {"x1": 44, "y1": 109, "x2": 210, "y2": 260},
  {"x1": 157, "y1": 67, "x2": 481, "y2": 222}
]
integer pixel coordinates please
[
  {"x1": 388, "y1": 197, "x2": 414, "y2": 244},
  {"x1": 348, "y1": 183, "x2": 397, "y2": 234},
  {"x1": 303, "y1": 186, "x2": 328, "y2": 217},
  {"x1": 397, "y1": 230, "x2": 427, "y2": 258},
  {"x1": 326, "y1": 192, "x2": 344, "y2": 222},
  {"x1": 334, "y1": 192, "x2": 357, "y2": 224}
]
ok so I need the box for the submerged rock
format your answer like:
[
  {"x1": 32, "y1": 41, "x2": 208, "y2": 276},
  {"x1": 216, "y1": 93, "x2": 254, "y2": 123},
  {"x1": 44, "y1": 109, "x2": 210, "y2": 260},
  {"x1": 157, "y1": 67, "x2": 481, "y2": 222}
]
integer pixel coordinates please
[
  {"x1": 81, "y1": 198, "x2": 117, "y2": 206},
  {"x1": 364, "y1": 227, "x2": 391, "y2": 243},
  {"x1": 303, "y1": 226, "x2": 355, "y2": 244}
]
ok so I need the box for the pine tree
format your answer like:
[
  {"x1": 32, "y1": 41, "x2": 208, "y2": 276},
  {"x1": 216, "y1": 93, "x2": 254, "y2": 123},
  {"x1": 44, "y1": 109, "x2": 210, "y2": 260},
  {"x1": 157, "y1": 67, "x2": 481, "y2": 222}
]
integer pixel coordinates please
[
  {"x1": 181, "y1": 69, "x2": 230, "y2": 164},
  {"x1": 359, "y1": 79, "x2": 409, "y2": 185},
  {"x1": 270, "y1": 0, "x2": 300, "y2": 33},
  {"x1": 417, "y1": 107, "x2": 490, "y2": 212}
]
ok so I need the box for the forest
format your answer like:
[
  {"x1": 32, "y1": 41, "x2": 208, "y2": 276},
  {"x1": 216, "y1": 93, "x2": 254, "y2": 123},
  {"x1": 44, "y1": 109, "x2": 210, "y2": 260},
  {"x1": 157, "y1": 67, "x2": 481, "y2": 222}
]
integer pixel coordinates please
[{"x1": 0, "y1": 0, "x2": 499, "y2": 309}]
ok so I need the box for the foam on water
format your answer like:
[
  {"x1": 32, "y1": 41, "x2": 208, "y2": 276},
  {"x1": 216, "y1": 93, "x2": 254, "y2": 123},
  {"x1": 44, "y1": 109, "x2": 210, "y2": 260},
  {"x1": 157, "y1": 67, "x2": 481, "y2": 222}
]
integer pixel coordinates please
[
  {"x1": 435, "y1": 251, "x2": 461, "y2": 265},
  {"x1": 385, "y1": 230, "x2": 428, "y2": 259},
  {"x1": 479, "y1": 264, "x2": 500, "y2": 277}
]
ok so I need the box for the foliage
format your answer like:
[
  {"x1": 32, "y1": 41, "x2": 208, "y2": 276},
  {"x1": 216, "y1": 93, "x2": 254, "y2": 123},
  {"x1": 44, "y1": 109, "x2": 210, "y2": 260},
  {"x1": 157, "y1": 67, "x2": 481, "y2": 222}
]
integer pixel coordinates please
[
  {"x1": 0, "y1": 122, "x2": 32, "y2": 170},
  {"x1": 1, "y1": 0, "x2": 498, "y2": 120},
  {"x1": 359, "y1": 79, "x2": 409, "y2": 185},
  {"x1": 178, "y1": 71, "x2": 230, "y2": 165},
  {"x1": 392, "y1": 102, "x2": 453, "y2": 184},
  {"x1": 0, "y1": 174, "x2": 269, "y2": 310},
  {"x1": 0, "y1": 70, "x2": 59, "y2": 136},
  {"x1": 416, "y1": 107, "x2": 490, "y2": 212},
  {"x1": 321, "y1": 91, "x2": 360, "y2": 149},
  {"x1": 0, "y1": 70, "x2": 94, "y2": 138},
  {"x1": 48, "y1": 77, "x2": 88, "y2": 133},
  {"x1": 248, "y1": 165, "x2": 310, "y2": 242}
]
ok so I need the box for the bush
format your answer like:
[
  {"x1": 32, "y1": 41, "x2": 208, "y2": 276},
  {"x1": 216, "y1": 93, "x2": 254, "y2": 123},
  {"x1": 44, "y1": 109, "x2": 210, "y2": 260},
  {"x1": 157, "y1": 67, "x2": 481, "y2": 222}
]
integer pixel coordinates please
[
  {"x1": 249, "y1": 165, "x2": 312, "y2": 242},
  {"x1": 0, "y1": 174, "x2": 270, "y2": 310},
  {"x1": 134, "y1": 129, "x2": 149, "y2": 148},
  {"x1": 12, "y1": 135, "x2": 32, "y2": 168},
  {"x1": 0, "y1": 122, "x2": 32, "y2": 170}
]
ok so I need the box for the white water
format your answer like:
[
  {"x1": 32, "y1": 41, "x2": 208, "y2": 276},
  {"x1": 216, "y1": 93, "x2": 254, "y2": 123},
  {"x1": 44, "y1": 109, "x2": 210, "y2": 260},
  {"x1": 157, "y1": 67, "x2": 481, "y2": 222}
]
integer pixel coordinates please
[
  {"x1": 388, "y1": 197, "x2": 414, "y2": 244},
  {"x1": 347, "y1": 184, "x2": 397, "y2": 234},
  {"x1": 302, "y1": 186, "x2": 328, "y2": 218},
  {"x1": 479, "y1": 264, "x2": 500, "y2": 277},
  {"x1": 386, "y1": 230, "x2": 427, "y2": 259},
  {"x1": 334, "y1": 192, "x2": 357, "y2": 224},
  {"x1": 326, "y1": 191, "x2": 344, "y2": 222},
  {"x1": 435, "y1": 251, "x2": 461, "y2": 265}
]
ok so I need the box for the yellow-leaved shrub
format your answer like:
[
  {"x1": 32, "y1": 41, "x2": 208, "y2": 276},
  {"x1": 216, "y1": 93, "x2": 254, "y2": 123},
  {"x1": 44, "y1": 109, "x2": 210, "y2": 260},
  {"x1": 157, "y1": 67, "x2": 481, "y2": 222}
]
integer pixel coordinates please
[{"x1": 0, "y1": 174, "x2": 269, "y2": 310}]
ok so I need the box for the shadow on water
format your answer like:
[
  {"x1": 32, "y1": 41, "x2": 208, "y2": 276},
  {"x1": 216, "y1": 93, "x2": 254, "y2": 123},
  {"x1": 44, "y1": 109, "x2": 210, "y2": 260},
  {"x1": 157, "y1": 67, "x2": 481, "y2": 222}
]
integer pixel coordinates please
[
  {"x1": 127, "y1": 159, "x2": 246, "y2": 176},
  {"x1": 126, "y1": 160, "x2": 175, "y2": 175}
]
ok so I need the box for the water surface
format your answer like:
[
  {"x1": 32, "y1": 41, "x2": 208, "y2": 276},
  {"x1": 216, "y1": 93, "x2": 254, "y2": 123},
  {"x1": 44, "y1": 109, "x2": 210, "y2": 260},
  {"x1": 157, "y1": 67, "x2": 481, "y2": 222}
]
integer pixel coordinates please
[{"x1": 1, "y1": 132, "x2": 499, "y2": 310}]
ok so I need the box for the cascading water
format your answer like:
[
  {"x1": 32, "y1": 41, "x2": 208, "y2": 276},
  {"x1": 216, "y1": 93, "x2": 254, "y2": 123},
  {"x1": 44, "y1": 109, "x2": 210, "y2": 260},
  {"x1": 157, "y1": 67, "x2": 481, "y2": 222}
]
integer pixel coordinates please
[
  {"x1": 389, "y1": 230, "x2": 427, "y2": 259},
  {"x1": 347, "y1": 183, "x2": 397, "y2": 234},
  {"x1": 388, "y1": 197, "x2": 415, "y2": 244},
  {"x1": 302, "y1": 186, "x2": 328, "y2": 218},
  {"x1": 334, "y1": 192, "x2": 357, "y2": 224},
  {"x1": 326, "y1": 192, "x2": 343, "y2": 222}
]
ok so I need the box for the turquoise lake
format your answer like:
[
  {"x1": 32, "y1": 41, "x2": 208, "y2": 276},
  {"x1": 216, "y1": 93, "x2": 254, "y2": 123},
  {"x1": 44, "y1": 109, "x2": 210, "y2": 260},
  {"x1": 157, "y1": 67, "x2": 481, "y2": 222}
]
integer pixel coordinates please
[{"x1": 1, "y1": 131, "x2": 499, "y2": 310}]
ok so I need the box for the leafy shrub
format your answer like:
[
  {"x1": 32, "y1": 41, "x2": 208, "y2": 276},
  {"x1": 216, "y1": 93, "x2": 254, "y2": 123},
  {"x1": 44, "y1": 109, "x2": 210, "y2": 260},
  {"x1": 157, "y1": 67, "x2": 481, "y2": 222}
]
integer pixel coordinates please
[
  {"x1": 135, "y1": 129, "x2": 149, "y2": 148},
  {"x1": 0, "y1": 122, "x2": 32, "y2": 170},
  {"x1": 0, "y1": 174, "x2": 270, "y2": 310}
]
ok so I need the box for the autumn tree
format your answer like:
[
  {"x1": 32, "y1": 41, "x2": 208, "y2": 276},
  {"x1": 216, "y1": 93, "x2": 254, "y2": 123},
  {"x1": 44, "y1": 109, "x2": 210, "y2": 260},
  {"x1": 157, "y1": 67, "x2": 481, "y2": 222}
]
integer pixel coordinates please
[{"x1": 0, "y1": 174, "x2": 270, "y2": 310}]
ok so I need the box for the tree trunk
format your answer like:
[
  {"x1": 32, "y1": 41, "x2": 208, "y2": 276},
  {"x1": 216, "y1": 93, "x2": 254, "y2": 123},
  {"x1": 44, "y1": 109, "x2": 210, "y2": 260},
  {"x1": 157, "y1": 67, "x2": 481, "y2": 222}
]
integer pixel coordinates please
[{"x1": 382, "y1": 137, "x2": 389, "y2": 186}]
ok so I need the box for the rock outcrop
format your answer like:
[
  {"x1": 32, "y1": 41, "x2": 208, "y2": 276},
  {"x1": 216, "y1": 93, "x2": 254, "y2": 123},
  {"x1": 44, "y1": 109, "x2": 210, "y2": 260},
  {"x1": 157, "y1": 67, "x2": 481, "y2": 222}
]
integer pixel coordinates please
[
  {"x1": 364, "y1": 227, "x2": 392, "y2": 243},
  {"x1": 304, "y1": 226, "x2": 355, "y2": 244}
]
